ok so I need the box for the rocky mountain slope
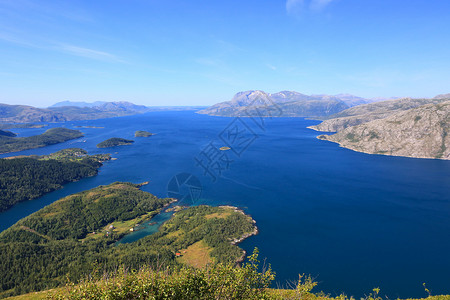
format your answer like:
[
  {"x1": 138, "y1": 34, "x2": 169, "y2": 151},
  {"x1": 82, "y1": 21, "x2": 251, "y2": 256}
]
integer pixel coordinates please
[
  {"x1": 318, "y1": 101, "x2": 450, "y2": 160},
  {"x1": 309, "y1": 98, "x2": 447, "y2": 132},
  {"x1": 0, "y1": 101, "x2": 151, "y2": 123},
  {"x1": 197, "y1": 90, "x2": 376, "y2": 118},
  {"x1": 0, "y1": 104, "x2": 66, "y2": 123}
]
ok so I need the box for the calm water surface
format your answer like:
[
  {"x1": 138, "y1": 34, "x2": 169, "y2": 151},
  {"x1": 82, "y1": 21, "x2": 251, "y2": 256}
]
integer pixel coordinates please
[{"x1": 1, "y1": 111, "x2": 449, "y2": 298}]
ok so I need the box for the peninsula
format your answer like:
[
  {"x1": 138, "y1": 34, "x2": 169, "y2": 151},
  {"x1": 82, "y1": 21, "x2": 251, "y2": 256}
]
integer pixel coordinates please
[
  {"x1": 0, "y1": 148, "x2": 110, "y2": 212},
  {"x1": 317, "y1": 101, "x2": 450, "y2": 160},
  {"x1": 0, "y1": 182, "x2": 257, "y2": 298},
  {"x1": 0, "y1": 128, "x2": 83, "y2": 154}
]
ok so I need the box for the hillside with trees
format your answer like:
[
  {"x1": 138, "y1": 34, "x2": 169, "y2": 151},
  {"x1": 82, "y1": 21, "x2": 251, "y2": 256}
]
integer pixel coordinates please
[
  {"x1": 0, "y1": 148, "x2": 110, "y2": 212},
  {"x1": 0, "y1": 183, "x2": 257, "y2": 298},
  {"x1": 0, "y1": 128, "x2": 83, "y2": 154}
]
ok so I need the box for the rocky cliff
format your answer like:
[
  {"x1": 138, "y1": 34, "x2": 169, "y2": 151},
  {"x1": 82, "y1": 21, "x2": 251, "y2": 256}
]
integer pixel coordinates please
[
  {"x1": 318, "y1": 101, "x2": 450, "y2": 160},
  {"x1": 309, "y1": 98, "x2": 447, "y2": 132}
]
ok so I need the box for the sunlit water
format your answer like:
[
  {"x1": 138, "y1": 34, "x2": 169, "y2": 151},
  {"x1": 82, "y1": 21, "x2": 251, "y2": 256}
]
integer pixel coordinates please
[{"x1": 1, "y1": 111, "x2": 449, "y2": 298}]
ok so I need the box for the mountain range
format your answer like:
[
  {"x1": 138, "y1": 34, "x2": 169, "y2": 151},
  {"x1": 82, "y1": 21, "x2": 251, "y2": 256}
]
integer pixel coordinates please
[
  {"x1": 199, "y1": 91, "x2": 450, "y2": 160},
  {"x1": 0, "y1": 101, "x2": 152, "y2": 123},
  {"x1": 197, "y1": 90, "x2": 383, "y2": 118}
]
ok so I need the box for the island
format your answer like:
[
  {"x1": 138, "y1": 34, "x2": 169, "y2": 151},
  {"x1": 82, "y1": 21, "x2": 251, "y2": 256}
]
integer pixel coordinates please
[
  {"x1": 96, "y1": 137, "x2": 134, "y2": 148},
  {"x1": 0, "y1": 182, "x2": 257, "y2": 298},
  {"x1": 0, "y1": 148, "x2": 110, "y2": 212},
  {"x1": 135, "y1": 130, "x2": 154, "y2": 137},
  {"x1": 0, "y1": 127, "x2": 83, "y2": 154}
]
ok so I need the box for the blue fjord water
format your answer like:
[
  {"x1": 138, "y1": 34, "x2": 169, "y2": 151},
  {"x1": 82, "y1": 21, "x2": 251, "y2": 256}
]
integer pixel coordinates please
[{"x1": 1, "y1": 111, "x2": 449, "y2": 298}]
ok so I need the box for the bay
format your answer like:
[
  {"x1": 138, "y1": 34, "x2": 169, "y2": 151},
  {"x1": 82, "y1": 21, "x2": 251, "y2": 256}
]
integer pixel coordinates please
[{"x1": 0, "y1": 111, "x2": 449, "y2": 298}]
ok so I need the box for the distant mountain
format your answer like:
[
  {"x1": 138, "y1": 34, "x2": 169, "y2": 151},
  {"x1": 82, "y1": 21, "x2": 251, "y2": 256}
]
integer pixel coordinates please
[
  {"x1": 197, "y1": 90, "x2": 373, "y2": 118},
  {"x1": 317, "y1": 101, "x2": 450, "y2": 160},
  {"x1": 50, "y1": 101, "x2": 107, "y2": 108},
  {"x1": 47, "y1": 101, "x2": 152, "y2": 121},
  {"x1": 309, "y1": 98, "x2": 447, "y2": 132},
  {"x1": 0, "y1": 101, "x2": 153, "y2": 123},
  {"x1": 434, "y1": 93, "x2": 450, "y2": 99},
  {"x1": 0, "y1": 104, "x2": 66, "y2": 123},
  {"x1": 332, "y1": 94, "x2": 375, "y2": 107}
]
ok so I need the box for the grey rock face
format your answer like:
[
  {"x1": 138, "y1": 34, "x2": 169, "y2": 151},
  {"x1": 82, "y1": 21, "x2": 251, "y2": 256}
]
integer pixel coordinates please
[{"x1": 318, "y1": 101, "x2": 450, "y2": 160}]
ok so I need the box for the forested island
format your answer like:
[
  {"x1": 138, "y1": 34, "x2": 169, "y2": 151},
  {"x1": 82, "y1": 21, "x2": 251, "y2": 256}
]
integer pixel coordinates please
[
  {"x1": 0, "y1": 182, "x2": 257, "y2": 298},
  {"x1": 97, "y1": 137, "x2": 134, "y2": 148},
  {"x1": 135, "y1": 130, "x2": 153, "y2": 137},
  {"x1": 0, "y1": 148, "x2": 110, "y2": 212},
  {"x1": 0, "y1": 128, "x2": 83, "y2": 154}
]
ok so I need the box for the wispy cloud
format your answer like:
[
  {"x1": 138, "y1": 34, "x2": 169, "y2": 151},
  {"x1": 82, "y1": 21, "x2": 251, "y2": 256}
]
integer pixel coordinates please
[
  {"x1": 286, "y1": 0, "x2": 304, "y2": 15},
  {"x1": 0, "y1": 32, "x2": 43, "y2": 49},
  {"x1": 58, "y1": 44, "x2": 123, "y2": 62},
  {"x1": 195, "y1": 57, "x2": 220, "y2": 67},
  {"x1": 0, "y1": 30, "x2": 123, "y2": 63},
  {"x1": 286, "y1": 0, "x2": 335, "y2": 15},
  {"x1": 266, "y1": 64, "x2": 277, "y2": 71},
  {"x1": 309, "y1": 0, "x2": 335, "y2": 11}
]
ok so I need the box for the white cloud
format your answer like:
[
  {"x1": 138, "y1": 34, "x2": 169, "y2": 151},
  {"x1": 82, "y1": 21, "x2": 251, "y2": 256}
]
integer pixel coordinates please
[
  {"x1": 195, "y1": 57, "x2": 220, "y2": 67},
  {"x1": 58, "y1": 45, "x2": 123, "y2": 62},
  {"x1": 310, "y1": 0, "x2": 335, "y2": 11},
  {"x1": 286, "y1": 0, "x2": 335, "y2": 15},
  {"x1": 0, "y1": 32, "x2": 123, "y2": 63},
  {"x1": 286, "y1": 0, "x2": 304, "y2": 15},
  {"x1": 266, "y1": 64, "x2": 277, "y2": 71}
]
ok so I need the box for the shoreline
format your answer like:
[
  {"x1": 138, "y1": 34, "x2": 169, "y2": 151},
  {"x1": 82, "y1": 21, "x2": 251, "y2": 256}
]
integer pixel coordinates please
[
  {"x1": 317, "y1": 135, "x2": 450, "y2": 161},
  {"x1": 218, "y1": 205, "x2": 259, "y2": 264}
]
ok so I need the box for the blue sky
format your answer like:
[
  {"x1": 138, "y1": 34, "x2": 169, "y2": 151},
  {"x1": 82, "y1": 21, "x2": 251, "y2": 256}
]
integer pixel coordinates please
[{"x1": 0, "y1": 0, "x2": 449, "y2": 107}]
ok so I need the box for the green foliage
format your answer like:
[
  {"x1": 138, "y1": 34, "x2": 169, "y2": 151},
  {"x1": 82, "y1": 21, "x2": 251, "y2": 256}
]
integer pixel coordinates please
[
  {"x1": 345, "y1": 133, "x2": 359, "y2": 143},
  {"x1": 96, "y1": 138, "x2": 134, "y2": 148},
  {"x1": 0, "y1": 186, "x2": 256, "y2": 299},
  {"x1": 48, "y1": 248, "x2": 275, "y2": 300},
  {"x1": 0, "y1": 148, "x2": 109, "y2": 212},
  {"x1": 0, "y1": 183, "x2": 173, "y2": 298},
  {"x1": 0, "y1": 128, "x2": 83, "y2": 154}
]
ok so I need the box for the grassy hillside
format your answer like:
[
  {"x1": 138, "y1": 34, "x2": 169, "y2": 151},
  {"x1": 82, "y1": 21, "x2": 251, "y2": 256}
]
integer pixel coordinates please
[
  {"x1": 5, "y1": 264, "x2": 450, "y2": 300},
  {"x1": 0, "y1": 148, "x2": 110, "y2": 212},
  {"x1": 0, "y1": 183, "x2": 257, "y2": 298},
  {"x1": 0, "y1": 128, "x2": 83, "y2": 154}
]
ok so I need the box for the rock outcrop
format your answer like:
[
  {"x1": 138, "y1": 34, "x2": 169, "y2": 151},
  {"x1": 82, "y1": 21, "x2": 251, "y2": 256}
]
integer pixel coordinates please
[
  {"x1": 309, "y1": 98, "x2": 447, "y2": 132},
  {"x1": 318, "y1": 101, "x2": 450, "y2": 160}
]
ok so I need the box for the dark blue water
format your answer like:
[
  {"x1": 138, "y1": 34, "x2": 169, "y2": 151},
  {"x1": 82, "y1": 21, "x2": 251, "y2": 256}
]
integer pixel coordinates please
[{"x1": 1, "y1": 111, "x2": 449, "y2": 298}]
